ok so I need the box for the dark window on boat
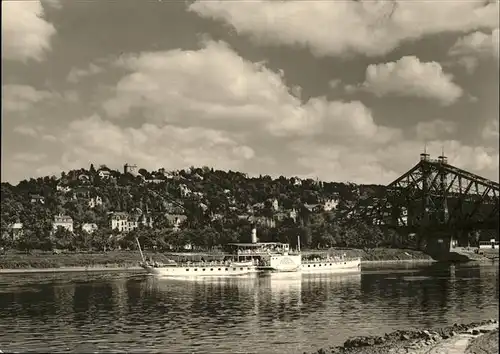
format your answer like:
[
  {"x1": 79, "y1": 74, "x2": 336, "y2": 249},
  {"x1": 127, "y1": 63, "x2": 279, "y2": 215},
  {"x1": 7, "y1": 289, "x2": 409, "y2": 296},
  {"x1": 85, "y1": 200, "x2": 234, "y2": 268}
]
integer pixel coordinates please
[
  {"x1": 186, "y1": 269, "x2": 189, "y2": 271},
  {"x1": 330, "y1": 264, "x2": 332, "y2": 266},
  {"x1": 233, "y1": 268, "x2": 236, "y2": 271},
  {"x1": 225, "y1": 268, "x2": 228, "y2": 271},
  {"x1": 210, "y1": 268, "x2": 213, "y2": 271},
  {"x1": 218, "y1": 268, "x2": 221, "y2": 271},
  {"x1": 202, "y1": 268, "x2": 206, "y2": 271},
  {"x1": 344, "y1": 262, "x2": 346, "y2": 264},
  {"x1": 319, "y1": 264, "x2": 321, "y2": 267},
  {"x1": 240, "y1": 267, "x2": 243, "y2": 270},
  {"x1": 308, "y1": 265, "x2": 310, "y2": 267},
  {"x1": 194, "y1": 268, "x2": 198, "y2": 271},
  {"x1": 313, "y1": 264, "x2": 316, "y2": 267},
  {"x1": 247, "y1": 267, "x2": 250, "y2": 270}
]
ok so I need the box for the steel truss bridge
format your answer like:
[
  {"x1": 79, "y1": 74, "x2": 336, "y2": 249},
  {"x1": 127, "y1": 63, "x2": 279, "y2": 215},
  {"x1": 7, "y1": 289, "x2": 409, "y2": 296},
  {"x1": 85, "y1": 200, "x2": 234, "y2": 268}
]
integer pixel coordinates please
[{"x1": 349, "y1": 153, "x2": 499, "y2": 250}]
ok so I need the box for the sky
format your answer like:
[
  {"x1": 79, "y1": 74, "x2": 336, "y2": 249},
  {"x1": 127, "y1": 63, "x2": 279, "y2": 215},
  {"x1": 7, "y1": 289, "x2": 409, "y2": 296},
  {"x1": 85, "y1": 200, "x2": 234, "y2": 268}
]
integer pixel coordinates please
[{"x1": 1, "y1": 0, "x2": 499, "y2": 185}]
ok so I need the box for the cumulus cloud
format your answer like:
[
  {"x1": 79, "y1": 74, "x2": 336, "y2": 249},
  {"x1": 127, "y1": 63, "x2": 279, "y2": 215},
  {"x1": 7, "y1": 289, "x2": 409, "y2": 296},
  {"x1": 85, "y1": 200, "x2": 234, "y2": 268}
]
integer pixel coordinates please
[
  {"x1": 2, "y1": 84, "x2": 56, "y2": 113},
  {"x1": 56, "y1": 115, "x2": 255, "y2": 173},
  {"x1": 292, "y1": 139, "x2": 499, "y2": 184},
  {"x1": 12, "y1": 152, "x2": 47, "y2": 163},
  {"x1": 448, "y1": 28, "x2": 499, "y2": 73},
  {"x1": 482, "y1": 118, "x2": 499, "y2": 142},
  {"x1": 103, "y1": 40, "x2": 398, "y2": 143},
  {"x1": 104, "y1": 41, "x2": 308, "y2": 136},
  {"x1": 67, "y1": 63, "x2": 104, "y2": 83},
  {"x1": 1, "y1": 1, "x2": 56, "y2": 62},
  {"x1": 359, "y1": 56, "x2": 463, "y2": 105},
  {"x1": 188, "y1": 0, "x2": 499, "y2": 57},
  {"x1": 328, "y1": 79, "x2": 342, "y2": 89},
  {"x1": 12, "y1": 125, "x2": 57, "y2": 142},
  {"x1": 415, "y1": 119, "x2": 458, "y2": 141},
  {"x1": 2, "y1": 39, "x2": 498, "y2": 185},
  {"x1": 13, "y1": 125, "x2": 38, "y2": 137}
]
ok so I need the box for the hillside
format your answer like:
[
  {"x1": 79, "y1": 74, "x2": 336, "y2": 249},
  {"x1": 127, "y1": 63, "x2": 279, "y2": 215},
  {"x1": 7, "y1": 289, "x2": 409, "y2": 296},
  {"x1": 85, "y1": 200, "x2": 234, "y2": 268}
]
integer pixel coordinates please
[{"x1": 0, "y1": 164, "x2": 398, "y2": 252}]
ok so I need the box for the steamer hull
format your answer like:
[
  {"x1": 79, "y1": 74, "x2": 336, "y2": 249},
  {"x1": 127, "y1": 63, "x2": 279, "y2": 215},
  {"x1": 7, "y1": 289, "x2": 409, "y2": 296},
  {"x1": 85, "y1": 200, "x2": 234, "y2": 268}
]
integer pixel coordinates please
[
  {"x1": 300, "y1": 258, "x2": 361, "y2": 274},
  {"x1": 141, "y1": 261, "x2": 259, "y2": 278}
]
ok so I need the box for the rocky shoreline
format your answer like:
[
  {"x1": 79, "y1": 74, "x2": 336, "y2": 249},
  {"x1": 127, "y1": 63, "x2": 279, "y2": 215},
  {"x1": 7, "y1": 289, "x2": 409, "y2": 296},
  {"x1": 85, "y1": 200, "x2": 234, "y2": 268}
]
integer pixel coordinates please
[
  {"x1": 466, "y1": 328, "x2": 499, "y2": 354},
  {"x1": 308, "y1": 319, "x2": 498, "y2": 354}
]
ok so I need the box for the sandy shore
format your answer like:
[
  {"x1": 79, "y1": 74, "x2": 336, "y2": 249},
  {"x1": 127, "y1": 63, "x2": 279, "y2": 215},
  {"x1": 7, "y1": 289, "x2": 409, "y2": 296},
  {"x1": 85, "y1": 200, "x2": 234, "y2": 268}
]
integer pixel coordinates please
[
  {"x1": 412, "y1": 323, "x2": 498, "y2": 354},
  {"x1": 308, "y1": 320, "x2": 499, "y2": 354},
  {"x1": 466, "y1": 328, "x2": 499, "y2": 354}
]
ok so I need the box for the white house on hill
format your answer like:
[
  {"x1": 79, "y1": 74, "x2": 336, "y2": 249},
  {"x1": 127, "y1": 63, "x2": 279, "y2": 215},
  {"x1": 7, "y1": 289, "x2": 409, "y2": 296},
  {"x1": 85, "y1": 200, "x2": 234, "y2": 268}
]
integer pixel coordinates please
[
  {"x1": 53, "y1": 215, "x2": 74, "y2": 232},
  {"x1": 110, "y1": 212, "x2": 136, "y2": 233}
]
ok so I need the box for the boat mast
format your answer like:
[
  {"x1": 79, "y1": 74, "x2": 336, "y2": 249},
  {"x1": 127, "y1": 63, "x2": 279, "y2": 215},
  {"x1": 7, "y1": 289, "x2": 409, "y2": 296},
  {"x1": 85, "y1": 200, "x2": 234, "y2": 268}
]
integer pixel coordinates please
[
  {"x1": 135, "y1": 237, "x2": 146, "y2": 262},
  {"x1": 297, "y1": 235, "x2": 301, "y2": 253}
]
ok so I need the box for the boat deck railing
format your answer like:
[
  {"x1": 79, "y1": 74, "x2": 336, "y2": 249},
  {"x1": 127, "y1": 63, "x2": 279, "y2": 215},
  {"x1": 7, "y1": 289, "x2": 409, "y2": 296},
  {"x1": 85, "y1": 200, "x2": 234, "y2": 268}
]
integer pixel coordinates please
[
  {"x1": 237, "y1": 249, "x2": 300, "y2": 256},
  {"x1": 302, "y1": 257, "x2": 360, "y2": 264},
  {"x1": 143, "y1": 260, "x2": 257, "y2": 268}
]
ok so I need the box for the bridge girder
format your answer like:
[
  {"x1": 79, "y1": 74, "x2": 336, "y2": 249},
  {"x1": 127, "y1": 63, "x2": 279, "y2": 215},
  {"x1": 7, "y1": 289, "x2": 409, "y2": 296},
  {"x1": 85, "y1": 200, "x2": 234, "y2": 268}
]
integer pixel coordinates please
[{"x1": 349, "y1": 157, "x2": 499, "y2": 232}]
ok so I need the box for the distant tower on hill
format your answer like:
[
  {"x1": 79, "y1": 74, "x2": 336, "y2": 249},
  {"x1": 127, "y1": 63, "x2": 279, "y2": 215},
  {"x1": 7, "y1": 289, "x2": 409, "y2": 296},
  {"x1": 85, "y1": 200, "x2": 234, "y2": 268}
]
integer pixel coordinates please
[{"x1": 124, "y1": 163, "x2": 138, "y2": 175}]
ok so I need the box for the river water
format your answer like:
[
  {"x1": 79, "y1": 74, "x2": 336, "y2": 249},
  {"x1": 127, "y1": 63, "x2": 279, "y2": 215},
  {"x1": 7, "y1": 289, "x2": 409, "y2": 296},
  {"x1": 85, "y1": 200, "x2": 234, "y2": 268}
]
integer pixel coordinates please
[{"x1": 0, "y1": 262, "x2": 498, "y2": 353}]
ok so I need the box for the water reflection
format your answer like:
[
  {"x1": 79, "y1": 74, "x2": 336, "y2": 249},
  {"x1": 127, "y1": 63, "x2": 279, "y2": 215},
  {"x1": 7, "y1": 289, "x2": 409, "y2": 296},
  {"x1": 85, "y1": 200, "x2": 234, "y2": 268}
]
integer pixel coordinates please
[{"x1": 0, "y1": 264, "x2": 497, "y2": 353}]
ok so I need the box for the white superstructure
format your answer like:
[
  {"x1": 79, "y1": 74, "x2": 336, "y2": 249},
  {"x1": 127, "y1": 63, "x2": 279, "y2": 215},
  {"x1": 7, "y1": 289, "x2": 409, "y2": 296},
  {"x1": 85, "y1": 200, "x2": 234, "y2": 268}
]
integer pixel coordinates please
[
  {"x1": 136, "y1": 228, "x2": 362, "y2": 278},
  {"x1": 230, "y1": 228, "x2": 302, "y2": 273}
]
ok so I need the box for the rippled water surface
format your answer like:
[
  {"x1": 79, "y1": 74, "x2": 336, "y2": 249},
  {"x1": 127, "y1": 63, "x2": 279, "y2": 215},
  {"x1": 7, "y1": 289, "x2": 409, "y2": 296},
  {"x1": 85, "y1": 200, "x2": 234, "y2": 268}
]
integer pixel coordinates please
[{"x1": 0, "y1": 262, "x2": 498, "y2": 353}]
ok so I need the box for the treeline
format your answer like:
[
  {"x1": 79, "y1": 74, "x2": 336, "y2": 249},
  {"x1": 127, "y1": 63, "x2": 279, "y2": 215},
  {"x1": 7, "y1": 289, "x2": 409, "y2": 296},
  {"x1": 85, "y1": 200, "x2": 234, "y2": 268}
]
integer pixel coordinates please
[{"x1": 0, "y1": 164, "x2": 403, "y2": 252}]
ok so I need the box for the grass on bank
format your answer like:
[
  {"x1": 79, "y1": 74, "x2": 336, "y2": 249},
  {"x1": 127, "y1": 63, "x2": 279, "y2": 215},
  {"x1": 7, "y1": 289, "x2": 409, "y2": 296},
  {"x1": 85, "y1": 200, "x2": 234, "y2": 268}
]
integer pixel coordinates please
[{"x1": 0, "y1": 247, "x2": 433, "y2": 269}]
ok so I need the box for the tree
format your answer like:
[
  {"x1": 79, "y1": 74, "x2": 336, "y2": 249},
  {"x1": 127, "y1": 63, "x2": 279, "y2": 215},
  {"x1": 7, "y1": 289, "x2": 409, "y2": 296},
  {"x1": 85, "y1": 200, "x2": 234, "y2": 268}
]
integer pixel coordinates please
[
  {"x1": 1, "y1": 160, "x2": 391, "y2": 252},
  {"x1": 52, "y1": 227, "x2": 75, "y2": 251}
]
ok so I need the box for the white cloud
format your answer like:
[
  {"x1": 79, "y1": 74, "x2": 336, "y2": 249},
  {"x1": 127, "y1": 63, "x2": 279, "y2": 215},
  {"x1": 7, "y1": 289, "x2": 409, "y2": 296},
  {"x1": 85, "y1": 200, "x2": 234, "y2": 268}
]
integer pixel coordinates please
[
  {"x1": 42, "y1": 134, "x2": 58, "y2": 143},
  {"x1": 103, "y1": 40, "x2": 398, "y2": 143},
  {"x1": 56, "y1": 115, "x2": 255, "y2": 173},
  {"x1": 13, "y1": 124, "x2": 58, "y2": 142},
  {"x1": 1, "y1": 0, "x2": 56, "y2": 62},
  {"x1": 482, "y1": 118, "x2": 499, "y2": 142},
  {"x1": 2, "y1": 85, "x2": 55, "y2": 113},
  {"x1": 189, "y1": 0, "x2": 499, "y2": 57},
  {"x1": 292, "y1": 139, "x2": 499, "y2": 184},
  {"x1": 448, "y1": 28, "x2": 499, "y2": 73},
  {"x1": 450, "y1": 28, "x2": 499, "y2": 58},
  {"x1": 328, "y1": 79, "x2": 341, "y2": 89},
  {"x1": 415, "y1": 119, "x2": 458, "y2": 141},
  {"x1": 104, "y1": 40, "x2": 309, "y2": 137},
  {"x1": 13, "y1": 125, "x2": 38, "y2": 137},
  {"x1": 12, "y1": 152, "x2": 47, "y2": 163},
  {"x1": 2, "y1": 40, "x2": 498, "y2": 185},
  {"x1": 2, "y1": 40, "x2": 403, "y2": 183},
  {"x1": 67, "y1": 63, "x2": 104, "y2": 83},
  {"x1": 359, "y1": 56, "x2": 463, "y2": 105}
]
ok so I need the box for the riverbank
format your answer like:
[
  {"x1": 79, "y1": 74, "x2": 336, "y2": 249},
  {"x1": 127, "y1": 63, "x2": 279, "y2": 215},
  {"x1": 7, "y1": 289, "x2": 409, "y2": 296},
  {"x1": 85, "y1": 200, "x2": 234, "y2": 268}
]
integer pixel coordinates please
[
  {"x1": 308, "y1": 320, "x2": 498, "y2": 354},
  {"x1": 0, "y1": 247, "x2": 434, "y2": 271},
  {"x1": 0, "y1": 265, "x2": 143, "y2": 274},
  {"x1": 0, "y1": 250, "x2": 143, "y2": 270}
]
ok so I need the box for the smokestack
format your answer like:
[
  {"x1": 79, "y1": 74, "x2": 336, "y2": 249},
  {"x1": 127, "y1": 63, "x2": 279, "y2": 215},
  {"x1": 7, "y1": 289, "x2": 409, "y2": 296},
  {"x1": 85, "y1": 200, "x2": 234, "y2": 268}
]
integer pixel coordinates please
[{"x1": 251, "y1": 227, "x2": 257, "y2": 243}]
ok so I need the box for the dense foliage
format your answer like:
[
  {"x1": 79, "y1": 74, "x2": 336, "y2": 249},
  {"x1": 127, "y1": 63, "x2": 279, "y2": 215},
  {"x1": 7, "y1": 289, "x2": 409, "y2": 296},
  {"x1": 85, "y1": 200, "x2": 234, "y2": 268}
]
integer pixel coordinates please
[{"x1": 0, "y1": 165, "x2": 401, "y2": 252}]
